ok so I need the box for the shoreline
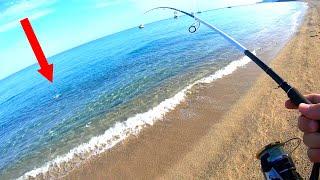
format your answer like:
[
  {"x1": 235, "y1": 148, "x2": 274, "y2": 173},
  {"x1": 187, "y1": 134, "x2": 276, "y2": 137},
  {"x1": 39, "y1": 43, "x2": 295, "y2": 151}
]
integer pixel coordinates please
[{"x1": 18, "y1": 1, "x2": 318, "y2": 179}]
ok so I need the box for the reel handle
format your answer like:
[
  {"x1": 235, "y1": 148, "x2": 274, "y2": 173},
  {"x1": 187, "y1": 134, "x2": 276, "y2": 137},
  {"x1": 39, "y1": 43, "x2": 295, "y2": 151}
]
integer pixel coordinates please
[{"x1": 287, "y1": 88, "x2": 320, "y2": 180}]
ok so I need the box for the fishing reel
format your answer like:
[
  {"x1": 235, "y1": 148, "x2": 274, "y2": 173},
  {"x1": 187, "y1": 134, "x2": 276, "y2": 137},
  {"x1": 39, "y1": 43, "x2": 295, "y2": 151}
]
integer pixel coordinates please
[
  {"x1": 188, "y1": 20, "x2": 200, "y2": 33},
  {"x1": 256, "y1": 138, "x2": 303, "y2": 180}
]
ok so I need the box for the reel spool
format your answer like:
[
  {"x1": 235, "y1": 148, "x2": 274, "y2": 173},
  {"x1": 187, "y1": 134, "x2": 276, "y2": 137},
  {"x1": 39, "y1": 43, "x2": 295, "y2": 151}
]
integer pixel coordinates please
[{"x1": 256, "y1": 138, "x2": 302, "y2": 180}]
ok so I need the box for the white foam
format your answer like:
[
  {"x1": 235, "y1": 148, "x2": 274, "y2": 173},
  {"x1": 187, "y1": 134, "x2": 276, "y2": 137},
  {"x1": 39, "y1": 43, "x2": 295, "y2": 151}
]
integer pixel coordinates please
[
  {"x1": 290, "y1": 3, "x2": 308, "y2": 34},
  {"x1": 19, "y1": 53, "x2": 254, "y2": 179}
]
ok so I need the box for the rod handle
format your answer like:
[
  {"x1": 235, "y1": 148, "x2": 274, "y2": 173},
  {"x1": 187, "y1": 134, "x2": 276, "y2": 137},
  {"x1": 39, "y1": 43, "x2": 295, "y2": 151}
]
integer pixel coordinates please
[{"x1": 287, "y1": 87, "x2": 311, "y2": 106}]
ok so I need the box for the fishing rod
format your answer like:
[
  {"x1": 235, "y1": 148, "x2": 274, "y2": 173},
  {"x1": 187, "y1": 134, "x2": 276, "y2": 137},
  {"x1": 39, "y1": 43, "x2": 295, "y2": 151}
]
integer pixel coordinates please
[{"x1": 145, "y1": 7, "x2": 319, "y2": 180}]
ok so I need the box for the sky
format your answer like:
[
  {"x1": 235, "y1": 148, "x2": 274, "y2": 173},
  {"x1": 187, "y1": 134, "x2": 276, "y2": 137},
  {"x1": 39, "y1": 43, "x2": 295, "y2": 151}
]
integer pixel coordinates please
[{"x1": 0, "y1": 0, "x2": 261, "y2": 80}]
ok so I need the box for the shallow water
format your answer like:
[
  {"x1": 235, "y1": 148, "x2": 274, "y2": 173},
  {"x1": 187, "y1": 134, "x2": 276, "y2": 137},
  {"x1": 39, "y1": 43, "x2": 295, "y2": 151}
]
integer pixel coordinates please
[{"x1": 0, "y1": 2, "x2": 307, "y2": 179}]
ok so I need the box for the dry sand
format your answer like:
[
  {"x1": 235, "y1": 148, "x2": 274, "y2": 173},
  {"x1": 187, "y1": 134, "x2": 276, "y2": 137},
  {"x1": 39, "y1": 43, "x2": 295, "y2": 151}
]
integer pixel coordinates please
[{"x1": 65, "y1": 0, "x2": 320, "y2": 179}]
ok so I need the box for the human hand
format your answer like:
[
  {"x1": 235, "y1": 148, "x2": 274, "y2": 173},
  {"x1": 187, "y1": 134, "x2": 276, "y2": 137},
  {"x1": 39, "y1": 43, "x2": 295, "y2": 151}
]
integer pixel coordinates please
[{"x1": 286, "y1": 94, "x2": 320, "y2": 162}]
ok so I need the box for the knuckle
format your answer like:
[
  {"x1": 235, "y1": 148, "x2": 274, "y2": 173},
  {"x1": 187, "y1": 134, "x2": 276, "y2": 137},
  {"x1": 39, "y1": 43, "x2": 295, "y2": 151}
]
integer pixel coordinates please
[
  {"x1": 298, "y1": 117, "x2": 312, "y2": 132},
  {"x1": 309, "y1": 120, "x2": 319, "y2": 132},
  {"x1": 310, "y1": 93, "x2": 317, "y2": 97},
  {"x1": 311, "y1": 104, "x2": 320, "y2": 114},
  {"x1": 305, "y1": 104, "x2": 320, "y2": 119},
  {"x1": 298, "y1": 120, "x2": 306, "y2": 132},
  {"x1": 298, "y1": 115, "x2": 304, "y2": 121}
]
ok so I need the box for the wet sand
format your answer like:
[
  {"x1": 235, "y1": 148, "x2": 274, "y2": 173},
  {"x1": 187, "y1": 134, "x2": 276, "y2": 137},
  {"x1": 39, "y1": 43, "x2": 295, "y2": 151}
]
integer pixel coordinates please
[{"x1": 65, "y1": 0, "x2": 320, "y2": 179}]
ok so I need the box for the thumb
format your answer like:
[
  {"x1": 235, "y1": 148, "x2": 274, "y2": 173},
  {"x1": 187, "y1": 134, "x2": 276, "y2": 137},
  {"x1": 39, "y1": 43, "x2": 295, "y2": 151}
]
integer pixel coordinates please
[{"x1": 299, "y1": 103, "x2": 320, "y2": 120}]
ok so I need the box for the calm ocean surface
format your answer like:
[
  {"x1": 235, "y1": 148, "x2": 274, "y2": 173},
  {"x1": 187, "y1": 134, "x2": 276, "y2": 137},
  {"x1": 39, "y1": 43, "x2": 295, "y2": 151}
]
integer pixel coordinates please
[{"x1": 0, "y1": 2, "x2": 306, "y2": 179}]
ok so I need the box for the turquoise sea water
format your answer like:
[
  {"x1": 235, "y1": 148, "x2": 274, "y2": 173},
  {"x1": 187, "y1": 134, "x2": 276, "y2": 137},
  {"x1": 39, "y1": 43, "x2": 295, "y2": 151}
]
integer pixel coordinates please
[{"x1": 0, "y1": 2, "x2": 306, "y2": 179}]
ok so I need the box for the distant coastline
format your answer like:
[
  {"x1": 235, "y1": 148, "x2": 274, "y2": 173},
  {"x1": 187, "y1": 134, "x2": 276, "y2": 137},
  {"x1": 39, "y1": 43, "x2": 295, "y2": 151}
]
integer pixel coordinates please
[{"x1": 261, "y1": 0, "x2": 298, "y2": 2}]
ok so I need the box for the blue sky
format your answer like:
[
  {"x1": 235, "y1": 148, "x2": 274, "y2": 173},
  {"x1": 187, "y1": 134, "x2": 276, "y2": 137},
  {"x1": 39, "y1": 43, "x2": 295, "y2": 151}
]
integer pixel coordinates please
[{"x1": 0, "y1": 0, "x2": 261, "y2": 80}]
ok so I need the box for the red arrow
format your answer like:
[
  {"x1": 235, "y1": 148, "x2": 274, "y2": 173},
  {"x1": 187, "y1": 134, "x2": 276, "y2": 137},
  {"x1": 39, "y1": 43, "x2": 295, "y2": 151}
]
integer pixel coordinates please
[{"x1": 20, "y1": 18, "x2": 54, "y2": 82}]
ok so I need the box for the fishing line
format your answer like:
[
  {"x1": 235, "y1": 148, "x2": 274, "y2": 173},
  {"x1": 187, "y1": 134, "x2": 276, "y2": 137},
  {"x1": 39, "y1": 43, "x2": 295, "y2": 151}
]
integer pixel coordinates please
[{"x1": 282, "y1": 137, "x2": 302, "y2": 154}]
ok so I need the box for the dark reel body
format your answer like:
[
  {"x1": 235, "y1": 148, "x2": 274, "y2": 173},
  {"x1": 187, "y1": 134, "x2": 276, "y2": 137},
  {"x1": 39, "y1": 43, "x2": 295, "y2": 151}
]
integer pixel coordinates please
[{"x1": 257, "y1": 141, "x2": 302, "y2": 180}]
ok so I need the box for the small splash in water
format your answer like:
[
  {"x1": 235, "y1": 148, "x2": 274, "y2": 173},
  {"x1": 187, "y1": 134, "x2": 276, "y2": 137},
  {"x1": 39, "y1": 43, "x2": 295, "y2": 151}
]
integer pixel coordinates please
[
  {"x1": 53, "y1": 94, "x2": 62, "y2": 100},
  {"x1": 85, "y1": 122, "x2": 92, "y2": 128}
]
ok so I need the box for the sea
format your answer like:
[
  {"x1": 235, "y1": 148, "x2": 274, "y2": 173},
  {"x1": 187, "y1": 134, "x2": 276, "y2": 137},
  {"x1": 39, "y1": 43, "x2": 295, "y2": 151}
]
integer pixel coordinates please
[{"x1": 0, "y1": 2, "x2": 307, "y2": 179}]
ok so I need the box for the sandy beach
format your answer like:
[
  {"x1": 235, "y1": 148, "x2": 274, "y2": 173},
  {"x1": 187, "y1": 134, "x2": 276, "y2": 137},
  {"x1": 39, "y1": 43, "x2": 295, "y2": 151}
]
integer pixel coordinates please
[{"x1": 63, "y1": 0, "x2": 320, "y2": 179}]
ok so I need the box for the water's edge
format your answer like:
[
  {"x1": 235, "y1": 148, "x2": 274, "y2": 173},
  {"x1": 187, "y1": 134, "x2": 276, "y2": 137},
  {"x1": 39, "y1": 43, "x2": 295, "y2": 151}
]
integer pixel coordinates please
[{"x1": 20, "y1": 53, "x2": 254, "y2": 179}]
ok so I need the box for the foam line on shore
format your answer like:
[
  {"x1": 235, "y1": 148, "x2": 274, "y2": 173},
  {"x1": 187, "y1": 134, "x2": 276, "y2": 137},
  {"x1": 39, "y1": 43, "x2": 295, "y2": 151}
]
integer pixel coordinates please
[{"x1": 19, "y1": 52, "x2": 255, "y2": 179}]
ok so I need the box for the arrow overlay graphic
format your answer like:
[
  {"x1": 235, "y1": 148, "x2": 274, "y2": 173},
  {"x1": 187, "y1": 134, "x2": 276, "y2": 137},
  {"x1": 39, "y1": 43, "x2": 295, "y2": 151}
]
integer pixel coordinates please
[{"x1": 20, "y1": 18, "x2": 54, "y2": 82}]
